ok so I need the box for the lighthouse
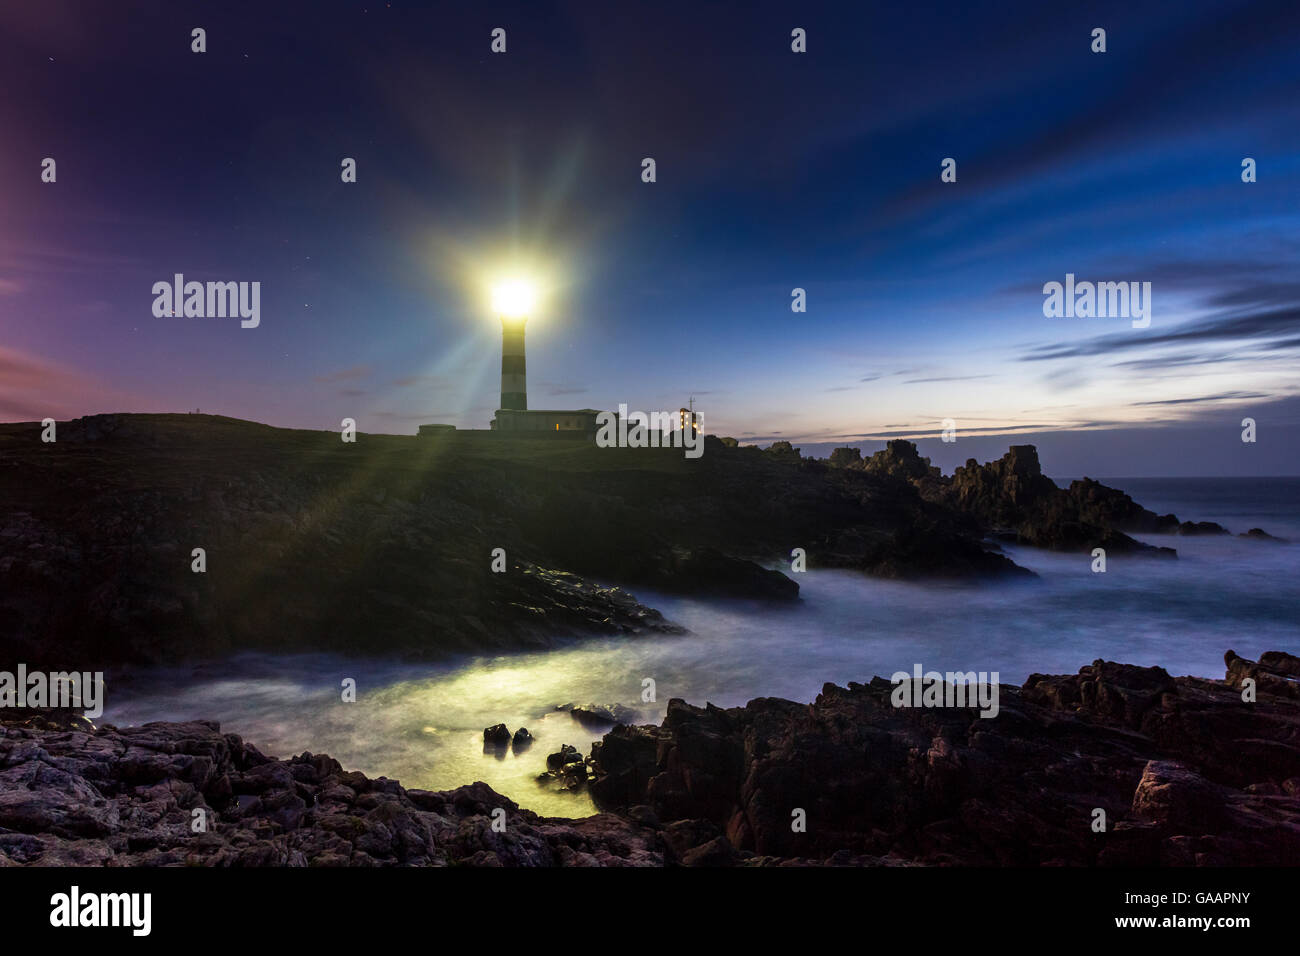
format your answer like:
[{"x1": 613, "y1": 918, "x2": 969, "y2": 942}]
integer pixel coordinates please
[
  {"x1": 419, "y1": 271, "x2": 603, "y2": 437},
  {"x1": 484, "y1": 275, "x2": 602, "y2": 435},
  {"x1": 491, "y1": 278, "x2": 534, "y2": 411},
  {"x1": 500, "y1": 317, "x2": 527, "y2": 410}
]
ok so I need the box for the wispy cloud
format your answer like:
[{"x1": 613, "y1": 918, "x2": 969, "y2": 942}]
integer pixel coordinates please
[
  {"x1": 1021, "y1": 305, "x2": 1300, "y2": 362},
  {"x1": 1133, "y1": 390, "x2": 1269, "y2": 407},
  {"x1": 903, "y1": 374, "x2": 994, "y2": 384}
]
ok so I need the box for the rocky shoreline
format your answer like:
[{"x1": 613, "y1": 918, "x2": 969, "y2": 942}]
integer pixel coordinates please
[
  {"x1": 0, "y1": 414, "x2": 1276, "y2": 669},
  {"x1": 3, "y1": 649, "x2": 1297, "y2": 867}
]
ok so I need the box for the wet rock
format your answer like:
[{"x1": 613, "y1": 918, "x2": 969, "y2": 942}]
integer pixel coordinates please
[
  {"x1": 535, "y1": 743, "x2": 591, "y2": 791},
  {"x1": 483, "y1": 724, "x2": 511, "y2": 750},
  {"x1": 569, "y1": 703, "x2": 642, "y2": 730},
  {"x1": 559, "y1": 762, "x2": 588, "y2": 791},
  {"x1": 511, "y1": 728, "x2": 533, "y2": 752},
  {"x1": 0, "y1": 714, "x2": 662, "y2": 867},
  {"x1": 546, "y1": 744, "x2": 583, "y2": 771}
]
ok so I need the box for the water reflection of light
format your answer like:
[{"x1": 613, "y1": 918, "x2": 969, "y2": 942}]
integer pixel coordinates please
[{"x1": 103, "y1": 510, "x2": 1300, "y2": 817}]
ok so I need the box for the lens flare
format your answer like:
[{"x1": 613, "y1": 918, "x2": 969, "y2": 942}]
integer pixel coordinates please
[{"x1": 490, "y1": 278, "x2": 538, "y2": 320}]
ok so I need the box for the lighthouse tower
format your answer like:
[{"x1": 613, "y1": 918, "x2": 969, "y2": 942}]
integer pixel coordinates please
[
  {"x1": 485, "y1": 276, "x2": 600, "y2": 435},
  {"x1": 500, "y1": 318, "x2": 527, "y2": 411}
]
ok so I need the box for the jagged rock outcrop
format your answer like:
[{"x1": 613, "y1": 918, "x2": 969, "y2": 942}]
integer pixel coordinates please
[
  {"x1": 1066, "y1": 477, "x2": 1181, "y2": 533},
  {"x1": 827, "y1": 440, "x2": 1248, "y2": 556},
  {"x1": 860, "y1": 439, "x2": 942, "y2": 483},
  {"x1": 829, "y1": 440, "x2": 1255, "y2": 557},
  {"x1": 1067, "y1": 478, "x2": 1233, "y2": 537},
  {"x1": 927, "y1": 446, "x2": 1177, "y2": 554},
  {"x1": 947, "y1": 445, "x2": 1058, "y2": 521},
  {"x1": 588, "y1": 651, "x2": 1300, "y2": 866},
  {"x1": 0, "y1": 714, "x2": 661, "y2": 866}
]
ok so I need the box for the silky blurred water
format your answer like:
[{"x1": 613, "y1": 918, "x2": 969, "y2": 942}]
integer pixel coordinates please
[{"x1": 103, "y1": 477, "x2": 1300, "y2": 816}]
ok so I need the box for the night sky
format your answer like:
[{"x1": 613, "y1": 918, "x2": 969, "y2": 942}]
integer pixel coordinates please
[{"x1": 3, "y1": 0, "x2": 1299, "y2": 475}]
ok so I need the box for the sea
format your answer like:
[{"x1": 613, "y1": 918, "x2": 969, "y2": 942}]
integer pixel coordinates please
[{"x1": 102, "y1": 477, "x2": 1300, "y2": 816}]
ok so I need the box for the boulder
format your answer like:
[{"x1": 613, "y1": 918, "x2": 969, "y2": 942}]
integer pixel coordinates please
[{"x1": 546, "y1": 744, "x2": 584, "y2": 771}]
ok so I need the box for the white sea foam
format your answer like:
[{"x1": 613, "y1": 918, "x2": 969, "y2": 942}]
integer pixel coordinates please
[{"x1": 103, "y1": 479, "x2": 1300, "y2": 816}]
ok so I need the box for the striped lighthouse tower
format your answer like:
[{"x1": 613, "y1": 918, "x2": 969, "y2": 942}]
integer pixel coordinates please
[{"x1": 499, "y1": 318, "x2": 528, "y2": 411}]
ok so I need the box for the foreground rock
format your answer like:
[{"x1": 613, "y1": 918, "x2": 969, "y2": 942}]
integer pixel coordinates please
[
  {"x1": 4, "y1": 651, "x2": 1298, "y2": 866},
  {"x1": 589, "y1": 650, "x2": 1300, "y2": 865},
  {"x1": 0, "y1": 714, "x2": 660, "y2": 867}
]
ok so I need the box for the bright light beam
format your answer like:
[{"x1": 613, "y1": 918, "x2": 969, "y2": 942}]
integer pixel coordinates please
[{"x1": 490, "y1": 278, "x2": 538, "y2": 320}]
